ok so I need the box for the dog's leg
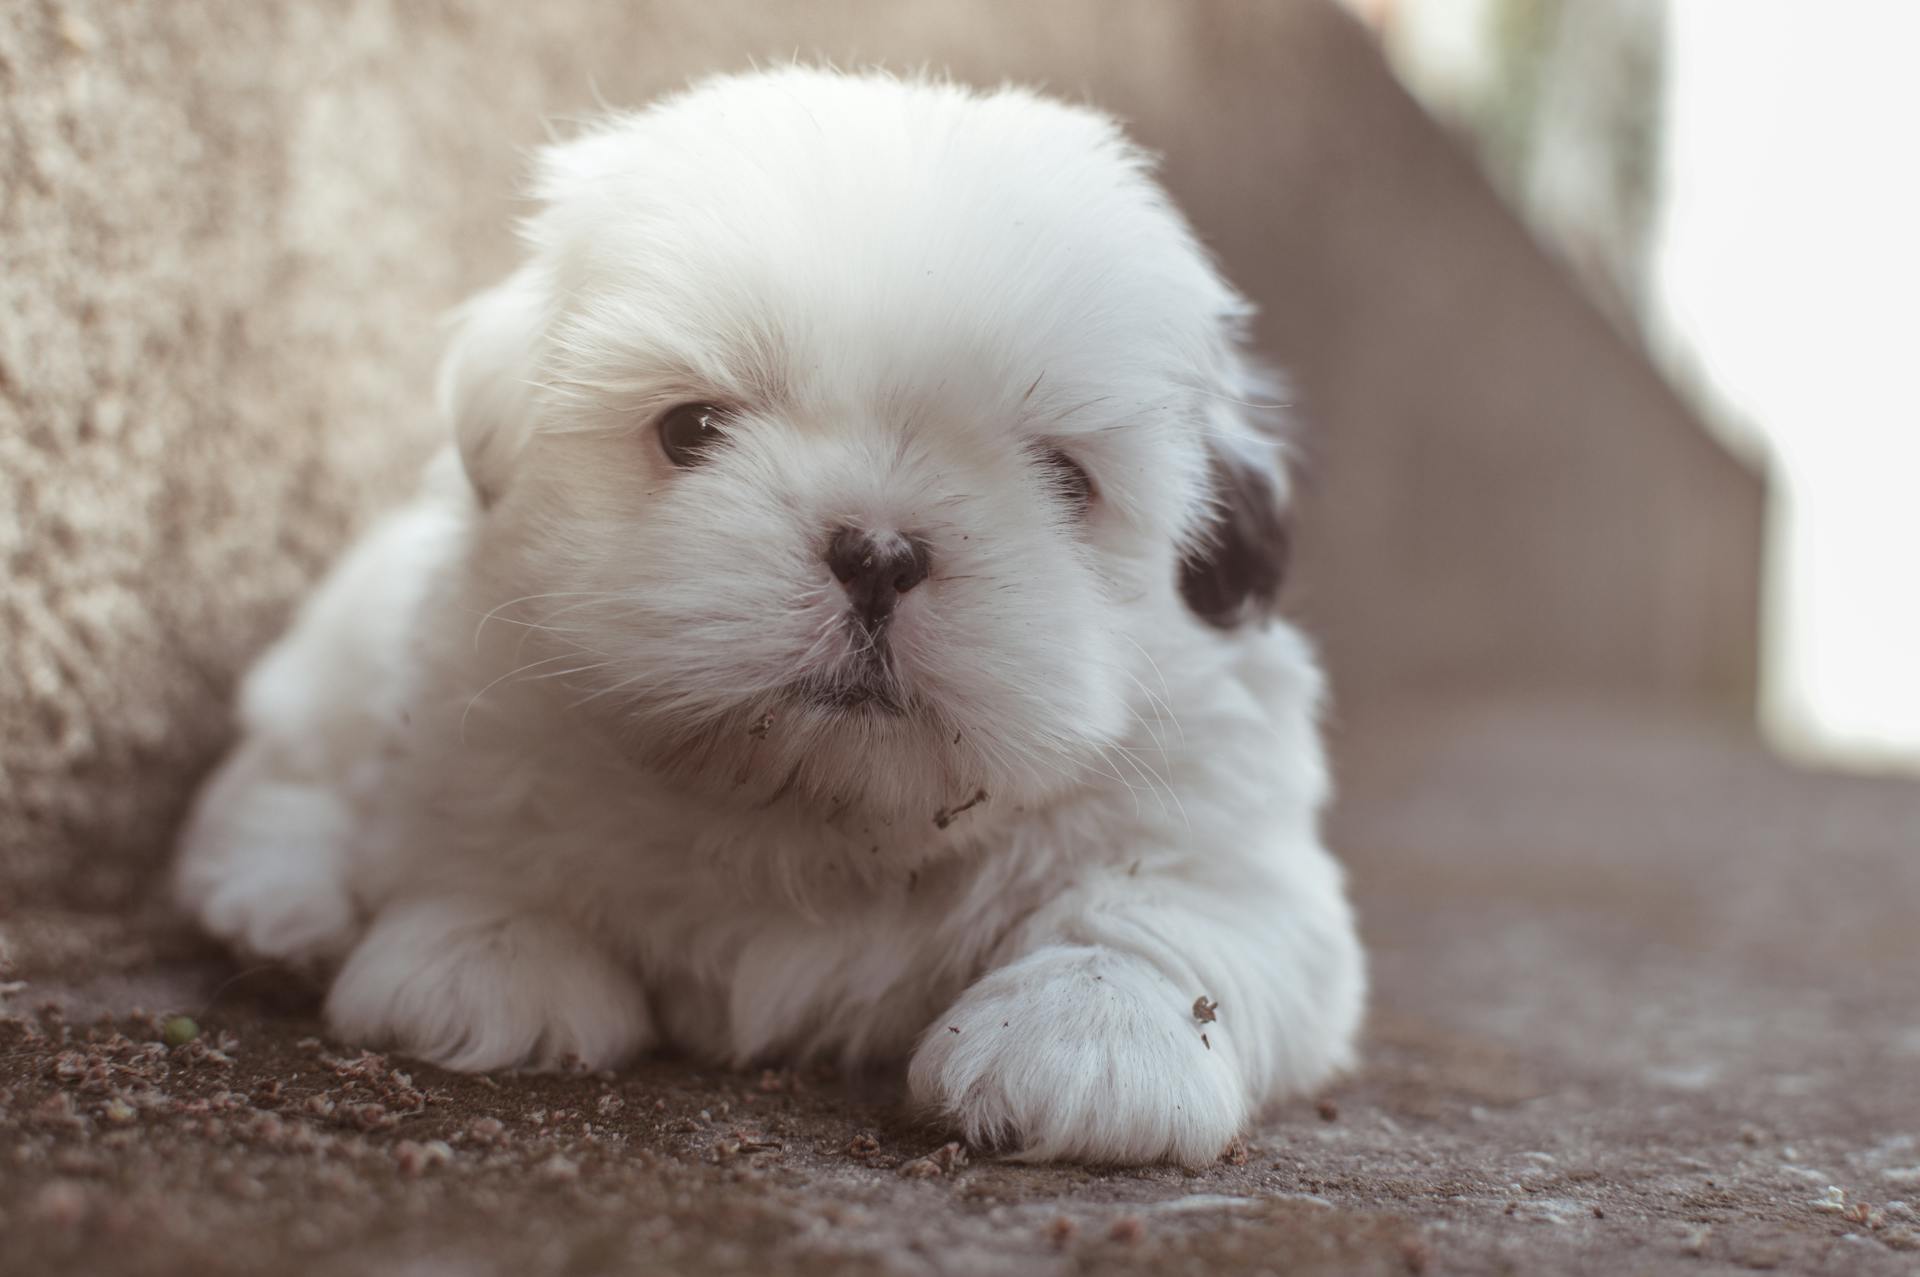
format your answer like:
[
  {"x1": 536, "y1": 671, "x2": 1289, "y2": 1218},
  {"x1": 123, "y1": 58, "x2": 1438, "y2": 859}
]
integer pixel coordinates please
[
  {"x1": 908, "y1": 852, "x2": 1363, "y2": 1165},
  {"x1": 174, "y1": 475, "x2": 469, "y2": 971},
  {"x1": 325, "y1": 894, "x2": 653, "y2": 1072},
  {"x1": 173, "y1": 740, "x2": 360, "y2": 969}
]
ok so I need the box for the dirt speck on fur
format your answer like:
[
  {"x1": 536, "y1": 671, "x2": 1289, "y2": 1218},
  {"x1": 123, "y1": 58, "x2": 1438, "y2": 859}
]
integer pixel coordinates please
[{"x1": 932, "y1": 789, "x2": 988, "y2": 829}]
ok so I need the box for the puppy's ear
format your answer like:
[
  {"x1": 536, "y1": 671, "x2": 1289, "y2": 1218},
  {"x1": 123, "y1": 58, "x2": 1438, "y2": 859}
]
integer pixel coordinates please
[
  {"x1": 437, "y1": 267, "x2": 547, "y2": 506},
  {"x1": 1179, "y1": 434, "x2": 1292, "y2": 630}
]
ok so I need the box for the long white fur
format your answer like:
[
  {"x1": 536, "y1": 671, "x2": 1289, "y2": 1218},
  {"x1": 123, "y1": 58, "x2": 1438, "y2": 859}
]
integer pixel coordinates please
[{"x1": 174, "y1": 68, "x2": 1365, "y2": 1166}]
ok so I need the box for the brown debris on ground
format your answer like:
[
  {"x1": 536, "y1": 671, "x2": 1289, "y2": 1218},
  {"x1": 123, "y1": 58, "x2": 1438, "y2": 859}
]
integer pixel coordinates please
[
  {"x1": 6, "y1": 702, "x2": 1920, "y2": 1276},
  {"x1": 0, "y1": 969, "x2": 1427, "y2": 1277}
]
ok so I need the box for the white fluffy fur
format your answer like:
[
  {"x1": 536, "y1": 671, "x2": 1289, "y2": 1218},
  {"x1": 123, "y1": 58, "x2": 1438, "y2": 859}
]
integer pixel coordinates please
[{"x1": 174, "y1": 68, "x2": 1365, "y2": 1166}]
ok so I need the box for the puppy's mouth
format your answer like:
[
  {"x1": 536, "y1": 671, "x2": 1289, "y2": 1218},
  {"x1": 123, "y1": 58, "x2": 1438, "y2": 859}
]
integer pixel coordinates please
[
  {"x1": 801, "y1": 676, "x2": 907, "y2": 716},
  {"x1": 786, "y1": 633, "x2": 911, "y2": 717}
]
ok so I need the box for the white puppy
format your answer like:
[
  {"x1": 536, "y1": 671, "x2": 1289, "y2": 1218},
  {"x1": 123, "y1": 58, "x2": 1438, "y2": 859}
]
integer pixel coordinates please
[{"x1": 175, "y1": 68, "x2": 1364, "y2": 1166}]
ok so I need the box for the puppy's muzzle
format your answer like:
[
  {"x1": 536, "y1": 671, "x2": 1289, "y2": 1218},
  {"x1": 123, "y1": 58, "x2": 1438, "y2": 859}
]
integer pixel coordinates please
[{"x1": 826, "y1": 525, "x2": 931, "y2": 631}]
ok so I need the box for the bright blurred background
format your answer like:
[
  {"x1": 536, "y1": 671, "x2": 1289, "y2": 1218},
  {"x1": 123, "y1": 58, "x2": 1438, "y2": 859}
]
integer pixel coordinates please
[{"x1": 1347, "y1": 0, "x2": 1920, "y2": 773}]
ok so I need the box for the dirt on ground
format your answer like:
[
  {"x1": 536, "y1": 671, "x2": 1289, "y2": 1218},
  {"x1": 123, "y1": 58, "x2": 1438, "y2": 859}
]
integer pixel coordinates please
[{"x1": 5, "y1": 699, "x2": 1919, "y2": 1276}]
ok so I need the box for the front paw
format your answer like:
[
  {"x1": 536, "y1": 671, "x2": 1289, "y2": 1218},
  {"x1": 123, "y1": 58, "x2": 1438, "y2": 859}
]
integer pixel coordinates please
[
  {"x1": 176, "y1": 778, "x2": 360, "y2": 969},
  {"x1": 324, "y1": 897, "x2": 652, "y2": 1072},
  {"x1": 196, "y1": 861, "x2": 357, "y2": 971},
  {"x1": 908, "y1": 946, "x2": 1247, "y2": 1166}
]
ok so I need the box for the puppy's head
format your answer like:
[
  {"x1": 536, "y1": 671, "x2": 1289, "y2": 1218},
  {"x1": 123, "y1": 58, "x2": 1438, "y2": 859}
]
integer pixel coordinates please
[{"x1": 445, "y1": 69, "x2": 1290, "y2": 821}]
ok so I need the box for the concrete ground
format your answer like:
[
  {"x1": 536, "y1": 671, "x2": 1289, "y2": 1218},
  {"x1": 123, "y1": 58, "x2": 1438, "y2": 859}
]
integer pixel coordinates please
[{"x1": 5, "y1": 698, "x2": 1918, "y2": 1276}]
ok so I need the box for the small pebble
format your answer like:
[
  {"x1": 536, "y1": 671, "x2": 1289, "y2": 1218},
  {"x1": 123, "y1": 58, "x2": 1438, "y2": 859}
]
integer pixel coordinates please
[{"x1": 394, "y1": 1139, "x2": 455, "y2": 1177}]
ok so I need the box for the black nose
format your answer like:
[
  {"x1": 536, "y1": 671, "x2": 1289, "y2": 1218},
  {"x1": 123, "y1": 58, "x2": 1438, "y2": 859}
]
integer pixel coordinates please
[{"x1": 826, "y1": 526, "x2": 931, "y2": 627}]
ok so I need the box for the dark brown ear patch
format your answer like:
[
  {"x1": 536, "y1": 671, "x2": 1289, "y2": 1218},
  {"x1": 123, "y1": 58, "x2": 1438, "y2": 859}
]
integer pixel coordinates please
[{"x1": 1178, "y1": 451, "x2": 1291, "y2": 628}]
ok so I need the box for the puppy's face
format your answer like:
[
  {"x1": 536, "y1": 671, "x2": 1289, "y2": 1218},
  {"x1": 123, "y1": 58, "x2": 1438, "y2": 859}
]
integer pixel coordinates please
[{"x1": 447, "y1": 71, "x2": 1288, "y2": 821}]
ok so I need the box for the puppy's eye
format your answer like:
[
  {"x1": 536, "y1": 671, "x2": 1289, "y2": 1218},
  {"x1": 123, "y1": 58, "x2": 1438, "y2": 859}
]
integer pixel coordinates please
[
  {"x1": 658, "y1": 403, "x2": 732, "y2": 468},
  {"x1": 1039, "y1": 448, "x2": 1094, "y2": 514}
]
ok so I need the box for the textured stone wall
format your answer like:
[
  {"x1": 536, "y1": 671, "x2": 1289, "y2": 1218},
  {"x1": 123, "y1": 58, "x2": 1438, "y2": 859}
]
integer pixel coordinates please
[{"x1": 0, "y1": 0, "x2": 1760, "y2": 911}]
